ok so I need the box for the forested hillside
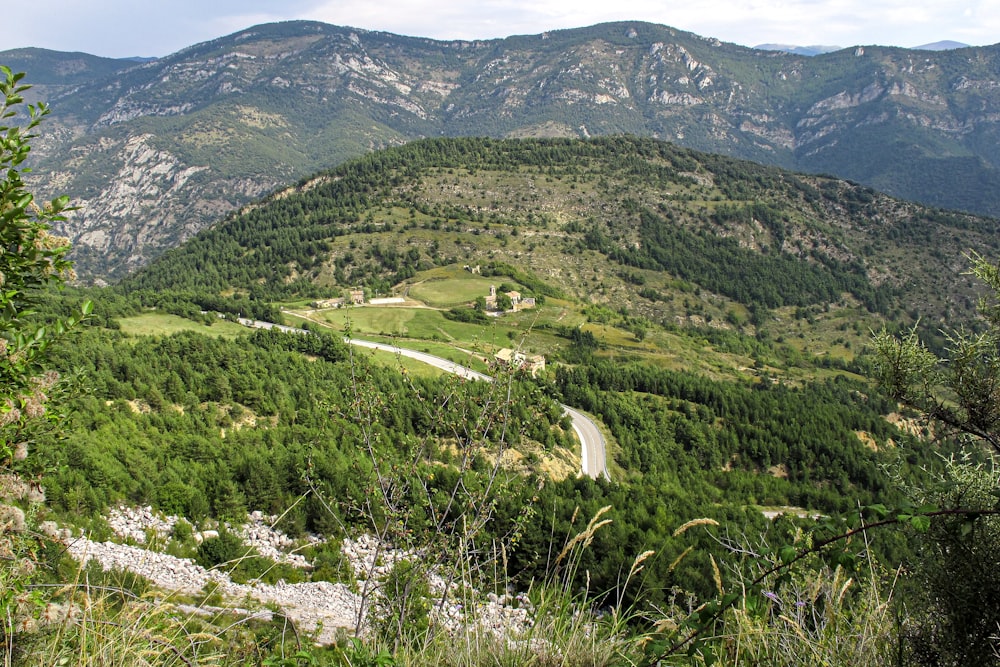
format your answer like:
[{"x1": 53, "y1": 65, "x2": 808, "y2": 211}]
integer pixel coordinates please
[
  {"x1": 124, "y1": 135, "x2": 999, "y2": 331},
  {"x1": 45, "y1": 136, "x2": 983, "y2": 609},
  {"x1": 7, "y1": 70, "x2": 1000, "y2": 662},
  {"x1": 6, "y1": 20, "x2": 1000, "y2": 278}
]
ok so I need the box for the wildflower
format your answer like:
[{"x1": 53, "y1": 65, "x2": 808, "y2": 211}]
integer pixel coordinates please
[
  {"x1": 39, "y1": 521, "x2": 61, "y2": 538},
  {"x1": 36, "y1": 370, "x2": 61, "y2": 390},
  {"x1": 42, "y1": 603, "x2": 66, "y2": 624},
  {"x1": 17, "y1": 557, "x2": 37, "y2": 576},
  {"x1": 15, "y1": 617, "x2": 38, "y2": 634},
  {"x1": 0, "y1": 504, "x2": 27, "y2": 531},
  {"x1": 763, "y1": 590, "x2": 781, "y2": 605},
  {"x1": 22, "y1": 393, "x2": 46, "y2": 419},
  {"x1": 1, "y1": 404, "x2": 21, "y2": 426}
]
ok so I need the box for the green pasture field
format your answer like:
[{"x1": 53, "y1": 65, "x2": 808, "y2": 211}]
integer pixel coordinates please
[
  {"x1": 355, "y1": 347, "x2": 447, "y2": 378},
  {"x1": 407, "y1": 276, "x2": 498, "y2": 307},
  {"x1": 284, "y1": 311, "x2": 495, "y2": 374},
  {"x1": 294, "y1": 305, "x2": 569, "y2": 362},
  {"x1": 117, "y1": 313, "x2": 249, "y2": 339},
  {"x1": 294, "y1": 306, "x2": 515, "y2": 344}
]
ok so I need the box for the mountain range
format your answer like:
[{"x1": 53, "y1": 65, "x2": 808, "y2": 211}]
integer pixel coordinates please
[
  {"x1": 753, "y1": 41, "x2": 972, "y2": 56},
  {"x1": 3, "y1": 20, "x2": 999, "y2": 280}
]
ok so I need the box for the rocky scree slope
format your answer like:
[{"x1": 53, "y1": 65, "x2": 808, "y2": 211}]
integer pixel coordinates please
[{"x1": 65, "y1": 506, "x2": 534, "y2": 645}]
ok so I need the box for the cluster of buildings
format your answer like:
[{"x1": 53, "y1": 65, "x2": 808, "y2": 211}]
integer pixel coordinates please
[
  {"x1": 311, "y1": 289, "x2": 365, "y2": 310},
  {"x1": 307, "y1": 278, "x2": 547, "y2": 378},
  {"x1": 484, "y1": 285, "x2": 536, "y2": 312},
  {"x1": 493, "y1": 348, "x2": 546, "y2": 377}
]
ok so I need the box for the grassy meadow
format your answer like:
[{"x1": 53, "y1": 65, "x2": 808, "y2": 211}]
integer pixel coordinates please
[{"x1": 117, "y1": 312, "x2": 249, "y2": 338}]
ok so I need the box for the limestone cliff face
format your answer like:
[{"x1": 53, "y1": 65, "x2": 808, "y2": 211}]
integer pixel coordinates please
[
  {"x1": 41, "y1": 134, "x2": 277, "y2": 280},
  {"x1": 10, "y1": 21, "x2": 1000, "y2": 279}
]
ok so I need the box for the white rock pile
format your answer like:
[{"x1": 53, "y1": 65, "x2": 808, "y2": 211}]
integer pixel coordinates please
[
  {"x1": 63, "y1": 507, "x2": 544, "y2": 646},
  {"x1": 107, "y1": 506, "x2": 315, "y2": 568},
  {"x1": 235, "y1": 510, "x2": 318, "y2": 568},
  {"x1": 66, "y1": 534, "x2": 359, "y2": 644},
  {"x1": 342, "y1": 534, "x2": 534, "y2": 638},
  {"x1": 106, "y1": 505, "x2": 179, "y2": 544},
  {"x1": 343, "y1": 533, "x2": 417, "y2": 579},
  {"x1": 67, "y1": 537, "x2": 220, "y2": 594}
]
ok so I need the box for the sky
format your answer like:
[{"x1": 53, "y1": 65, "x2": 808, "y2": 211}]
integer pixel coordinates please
[{"x1": 3, "y1": 0, "x2": 998, "y2": 59}]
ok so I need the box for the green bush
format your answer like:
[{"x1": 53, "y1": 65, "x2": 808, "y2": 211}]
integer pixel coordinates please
[
  {"x1": 372, "y1": 560, "x2": 430, "y2": 649},
  {"x1": 194, "y1": 529, "x2": 247, "y2": 571}
]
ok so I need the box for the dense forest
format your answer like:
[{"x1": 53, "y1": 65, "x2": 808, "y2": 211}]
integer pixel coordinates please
[
  {"x1": 42, "y1": 326, "x2": 571, "y2": 527},
  {"x1": 29, "y1": 313, "x2": 938, "y2": 616}
]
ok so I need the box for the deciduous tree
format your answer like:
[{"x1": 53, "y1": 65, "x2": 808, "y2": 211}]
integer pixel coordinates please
[{"x1": 1, "y1": 65, "x2": 89, "y2": 651}]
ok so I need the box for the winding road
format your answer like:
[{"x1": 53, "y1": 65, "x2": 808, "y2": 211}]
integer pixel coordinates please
[{"x1": 241, "y1": 318, "x2": 609, "y2": 480}]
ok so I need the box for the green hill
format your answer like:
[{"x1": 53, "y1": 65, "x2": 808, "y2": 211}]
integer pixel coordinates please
[
  {"x1": 9, "y1": 53, "x2": 1000, "y2": 667},
  {"x1": 124, "y1": 135, "x2": 999, "y2": 337},
  {"x1": 7, "y1": 21, "x2": 1000, "y2": 279}
]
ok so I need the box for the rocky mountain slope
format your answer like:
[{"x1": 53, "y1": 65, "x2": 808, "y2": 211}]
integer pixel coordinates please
[{"x1": 5, "y1": 21, "x2": 1000, "y2": 279}]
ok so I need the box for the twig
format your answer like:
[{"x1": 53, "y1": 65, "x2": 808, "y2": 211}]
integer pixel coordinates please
[{"x1": 649, "y1": 506, "x2": 1000, "y2": 664}]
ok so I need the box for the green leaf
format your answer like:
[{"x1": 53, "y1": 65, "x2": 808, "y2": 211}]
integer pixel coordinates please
[
  {"x1": 866, "y1": 503, "x2": 889, "y2": 518},
  {"x1": 910, "y1": 515, "x2": 931, "y2": 532},
  {"x1": 50, "y1": 194, "x2": 71, "y2": 211}
]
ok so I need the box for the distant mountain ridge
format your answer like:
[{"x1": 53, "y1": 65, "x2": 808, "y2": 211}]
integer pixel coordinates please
[
  {"x1": 754, "y1": 41, "x2": 974, "y2": 56},
  {"x1": 913, "y1": 40, "x2": 971, "y2": 51},
  {"x1": 0, "y1": 47, "x2": 140, "y2": 103},
  {"x1": 4, "y1": 20, "x2": 1000, "y2": 280},
  {"x1": 753, "y1": 44, "x2": 842, "y2": 56}
]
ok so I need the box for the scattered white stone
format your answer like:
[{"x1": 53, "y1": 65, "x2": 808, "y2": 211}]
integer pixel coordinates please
[
  {"x1": 107, "y1": 505, "x2": 179, "y2": 544},
  {"x1": 61, "y1": 508, "x2": 546, "y2": 646},
  {"x1": 234, "y1": 511, "x2": 317, "y2": 568},
  {"x1": 65, "y1": 532, "x2": 359, "y2": 644}
]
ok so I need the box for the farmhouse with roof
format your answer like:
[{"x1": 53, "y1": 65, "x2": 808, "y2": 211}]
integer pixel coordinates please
[
  {"x1": 484, "y1": 285, "x2": 535, "y2": 312},
  {"x1": 312, "y1": 297, "x2": 345, "y2": 309},
  {"x1": 494, "y1": 348, "x2": 546, "y2": 377}
]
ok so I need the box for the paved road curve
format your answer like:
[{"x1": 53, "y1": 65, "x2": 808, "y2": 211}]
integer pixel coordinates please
[
  {"x1": 240, "y1": 318, "x2": 609, "y2": 480},
  {"x1": 562, "y1": 405, "x2": 609, "y2": 480}
]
